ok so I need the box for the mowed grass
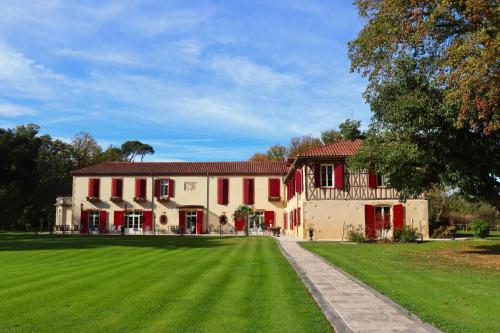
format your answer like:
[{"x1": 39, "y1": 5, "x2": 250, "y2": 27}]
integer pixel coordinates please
[
  {"x1": 302, "y1": 239, "x2": 500, "y2": 333},
  {"x1": 0, "y1": 234, "x2": 331, "y2": 333}
]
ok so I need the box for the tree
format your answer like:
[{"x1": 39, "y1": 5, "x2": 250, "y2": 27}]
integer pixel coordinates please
[
  {"x1": 71, "y1": 132, "x2": 102, "y2": 169},
  {"x1": 348, "y1": 57, "x2": 500, "y2": 210},
  {"x1": 266, "y1": 144, "x2": 287, "y2": 160},
  {"x1": 288, "y1": 135, "x2": 322, "y2": 157},
  {"x1": 321, "y1": 129, "x2": 341, "y2": 144},
  {"x1": 232, "y1": 205, "x2": 254, "y2": 236},
  {"x1": 98, "y1": 145, "x2": 124, "y2": 163},
  {"x1": 121, "y1": 141, "x2": 155, "y2": 162},
  {"x1": 249, "y1": 153, "x2": 269, "y2": 161},
  {"x1": 349, "y1": 0, "x2": 499, "y2": 134},
  {"x1": 339, "y1": 119, "x2": 365, "y2": 140}
]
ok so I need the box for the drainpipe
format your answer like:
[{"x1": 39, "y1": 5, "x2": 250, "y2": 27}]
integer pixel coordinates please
[
  {"x1": 206, "y1": 172, "x2": 210, "y2": 234},
  {"x1": 151, "y1": 173, "x2": 155, "y2": 235}
]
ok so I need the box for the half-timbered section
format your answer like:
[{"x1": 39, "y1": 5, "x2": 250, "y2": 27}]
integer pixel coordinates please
[{"x1": 283, "y1": 140, "x2": 429, "y2": 240}]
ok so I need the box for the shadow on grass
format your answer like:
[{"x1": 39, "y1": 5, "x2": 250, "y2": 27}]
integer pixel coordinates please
[
  {"x1": 460, "y1": 244, "x2": 500, "y2": 255},
  {"x1": 0, "y1": 233, "x2": 235, "y2": 251}
]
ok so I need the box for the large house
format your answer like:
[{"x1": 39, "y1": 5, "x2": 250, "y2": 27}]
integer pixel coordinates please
[{"x1": 55, "y1": 140, "x2": 429, "y2": 240}]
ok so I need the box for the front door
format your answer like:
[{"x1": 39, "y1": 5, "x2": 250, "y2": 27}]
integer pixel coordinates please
[{"x1": 186, "y1": 212, "x2": 197, "y2": 234}]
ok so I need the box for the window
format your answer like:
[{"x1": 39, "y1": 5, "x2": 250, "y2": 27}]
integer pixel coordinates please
[
  {"x1": 377, "y1": 174, "x2": 389, "y2": 187},
  {"x1": 160, "y1": 179, "x2": 169, "y2": 197},
  {"x1": 125, "y1": 211, "x2": 143, "y2": 229},
  {"x1": 88, "y1": 178, "x2": 100, "y2": 198},
  {"x1": 375, "y1": 206, "x2": 391, "y2": 229},
  {"x1": 88, "y1": 211, "x2": 100, "y2": 231},
  {"x1": 135, "y1": 179, "x2": 147, "y2": 198},
  {"x1": 186, "y1": 212, "x2": 197, "y2": 234},
  {"x1": 217, "y1": 178, "x2": 229, "y2": 205},
  {"x1": 321, "y1": 164, "x2": 334, "y2": 188},
  {"x1": 268, "y1": 178, "x2": 280, "y2": 199},
  {"x1": 250, "y1": 212, "x2": 264, "y2": 231},
  {"x1": 112, "y1": 178, "x2": 123, "y2": 198},
  {"x1": 243, "y1": 178, "x2": 254, "y2": 205}
]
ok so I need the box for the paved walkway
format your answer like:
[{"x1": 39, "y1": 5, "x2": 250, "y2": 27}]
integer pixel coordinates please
[{"x1": 277, "y1": 238, "x2": 441, "y2": 333}]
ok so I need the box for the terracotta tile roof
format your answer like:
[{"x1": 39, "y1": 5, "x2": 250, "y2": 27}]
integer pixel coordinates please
[
  {"x1": 298, "y1": 139, "x2": 362, "y2": 157},
  {"x1": 72, "y1": 161, "x2": 288, "y2": 176}
]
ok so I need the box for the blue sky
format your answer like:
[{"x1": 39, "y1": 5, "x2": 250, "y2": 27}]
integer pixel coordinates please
[{"x1": 0, "y1": 0, "x2": 369, "y2": 161}]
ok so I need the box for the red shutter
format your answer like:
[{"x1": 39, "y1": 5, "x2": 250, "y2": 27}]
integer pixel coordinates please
[
  {"x1": 94, "y1": 179, "x2": 100, "y2": 198},
  {"x1": 80, "y1": 210, "x2": 88, "y2": 234},
  {"x1": 235, "y1": 218, "x2": 244, "y2": 231},
  {"x1": 154, "y1": 179, "x2": 161, "y2": 198},
  {"x1": 143, "y1": 211, "x2": 153, "y2": 231},
  {"x1": 99, "y1": 211, "x2": 107, "y2": 233},
  {"x1": 295, "y1": 170, "x2": 302, "y2": 193},
  {"x1": 249, "y1": 179, "x2": 254, "y2": 204},
  {"x1": 365, "y1": 205, "x2": 376, "y2": 238},
  {"x1": 168, "y1": 179, "x2": 174, "y2": 198},
  {"x1": 334, "y1": 162, "x2": 344, "y2": 189},
  {"x1": 196, "y1": 210, "x2": 203, "y2": 234},
  {"x1": 141, "y1": 179, "x2": 146, "y2": 198},
  {"x1": 114, "y1": 211, "x2": 124, "y2": 228},
  {"x1": 368, "y1": 169, "x2": 377, "y2": 189},
  {"x1": 393, "y1": 204, "x2": 404, "y2": 231},
  {"x1": 314, "y1": 163, "x2": 321, "y2": 187},
  {"x1": 243, "y1": 179, "x2": 254, "y2": 205},
  {"x1": 264, "y1": 211, "x2": 275, "y2": 228},
  {"x1": 268, "y1": 178, "x2": 280, "y2": 199},
  {"x1": 179, "y1": 211, "x2": 186, "y2": 232},
  {"x1": 112, "y1": 179, "x2": 117, "y2": 197},
  {"x1": 297, "y1": 207, "x2": 301, "y2": 226},
  {"x1": 217, "y1": 178, "x2": 224, "y2": 204},
  {"x1": 284, "y1": 213, "x2": 288, "y2": 229},
  {"x1": 88, "y1": 179, "x2": 94, "y2": 197},
  {"x1": 290, "y1": 212, "x2": 294, "y2": 230},
  {"x1": 135, "y1": 179, "x2": 141, "y2": 197},
  {"x1": 223, "y1": 179, "x2": 229, "y2": 204}
]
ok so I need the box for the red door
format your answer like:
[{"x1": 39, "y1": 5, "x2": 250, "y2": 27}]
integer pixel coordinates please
[
  {"x1": 99, "y1": 211, "x2": 107, "y2": 233},
  {"x1": 235, "y1": 218, "x2": 245, "y2": 231},
  {"x1": 143, "y1": 211, "x2": 153, "y2": 233},
  {"x1": 393, "y1": 204, "x2": 404, "y2": 231},
  {"x1": 365, "y1": 205, "x2": 376, "y2": 238},
  {"x1": 114, "y1": 211, "x2": 124, "y2": 230},
  {"x1": 264, "y1": 211, "x2": 275, "y2": 228},
  {"x1": 196, "y1": 211, "x2": 203, "y2": 234},
  {"x1": 80, "y1": 210, "x2": 89, "y2": 234}
]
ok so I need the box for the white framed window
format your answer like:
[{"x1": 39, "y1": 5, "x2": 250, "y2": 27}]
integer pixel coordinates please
[
  {"x1": 321, "y1": 164, "x2": 335, "y2": 188},
  {"x1": 186, "y1": 211, "x2": 197, "y2": 234},
  {"x1": 89, "y1": 211, "x2": 100, "y2": 230},
  {"x1": 160, "y1": 179, "x2": 169, "y2": 197},
  {"x1": 125, "y1": 211, "x2": 143, "y2": 229},
  {"x1": 250, "y1": 212, "x2": 264, "y2": 230},
  {"x1": 377, "y1": 174, "x2": 389, "y2": 187}
]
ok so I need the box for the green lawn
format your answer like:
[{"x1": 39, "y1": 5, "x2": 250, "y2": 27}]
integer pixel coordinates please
[
  {"x1": 301, "y1": 239, "x2": 500, "y2": 333},
  {"x1": 0, "y1": 234, "x2": 331, "y2": 333}
]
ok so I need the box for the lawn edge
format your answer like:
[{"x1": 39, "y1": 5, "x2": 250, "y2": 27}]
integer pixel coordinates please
[
  {"x1": 275, "y1": 238, "x2": 351, "y2": 333},
  {"x1": 298, "y1": 241, "x2": 443, "y2": 333}
]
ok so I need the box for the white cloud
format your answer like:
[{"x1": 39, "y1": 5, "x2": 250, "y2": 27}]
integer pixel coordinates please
[
  {"x1": 54, "y1": 49, "x2": 140, "y2": 66},
  {"x1": 211, "y1": 56, "x2": 302, "y2": 89},
  {"x1": 0, "y1": 103, "x2": 36, "y2": 118}
]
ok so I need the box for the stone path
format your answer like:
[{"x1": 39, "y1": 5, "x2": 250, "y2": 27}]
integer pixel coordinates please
[{"x1": 277, "y1": 238, "x2": 442, "y2": 333}]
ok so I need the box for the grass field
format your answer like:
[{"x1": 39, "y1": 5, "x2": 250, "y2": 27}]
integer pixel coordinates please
[
  {"x1": 0, "y1": 234, "x2": 331, "y2": 333},
  {"x1": 302, "y1": 239, "x2": 500, "y2": 333}
]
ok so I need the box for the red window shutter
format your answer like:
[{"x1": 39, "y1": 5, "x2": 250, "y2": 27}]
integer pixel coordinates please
[
  {"x1": 114, "y1": 211, "x2": 124, "y2": 227},
  {"x1": 297, "y1": 207, "x2": 301, "y2": 226},
  {"x1": 196, "y1": 210, "x2": 203, "y2": 234},
  {"x1": 179, "y1": 211, "x2": 186, "y2": 231},
  {"x1": 99, "y1": 211, "x2": 107, "y2": 233},
  {"x1": 135, "y1": 179, "x2": 141, "y2": 197},
  {"x1": 112, "y1": 179, "x2": 117, "y2": 197},
  {"x1": 143, "y1": 211, "x2": 153, "y2": 231},
  {"x1": 141, "y1": 179, "x2": 146, "y2": 198},
  {"x1": 295, "y1": 170, "x2": 302, "y2": 193},
  {"x1": 249, "y1": 179, "x2": 254, "y2": 204},
  {"x1": 80, "y1": 210, "x2": 88, "y2": 234},
  {"x1": 264, "y1": 211, "x2": 275, "y2": 228},
  {"x1": 168, "y1": 179, "x2": 175, "y2": 198},
  {"x1": 284, "y1": 213, "x2": 288, "y2": 229},
  {"x1": 365, "y1": 205, "x2": 376, "y2": 238},
  {"x1": 368, "y1": 169, "x2": 377, "y2": 189},
  {"x1": 223, "y1": 179, "x2": 229, "y2": 204},
  {"x1": 94, "y1": 179, "x2": 100, "y2": 198},
  {"x1": 291, "y1": 175, "x2": 295, "y2": 194},
  {"x1": 217, "y1": 178, "x2": 224, "y2": 204},
  {"x1": 88, "y1": 179, "x2": 94, "y2": 197},
  {"x1": 243, "y1": 179, "x2": 254, "y2": 205},
  {"x1": 334, "y1": 162, "x2": 344, "y2": 189},
  {"x1": 154, "y1": 179, "x2": 161, "y2": 198},
  {"x1": 290, "y1": 212, "x2": 294, "y2": 230},
  {"x1": 393, "y1": 204, "x2": 404, "y2": 231},
  {"x1": 268, "y1": 178, "x2": 280, "y2": 199},
  {"x1": 314, "y1": 163, "x2": 321, "y2": 187}
]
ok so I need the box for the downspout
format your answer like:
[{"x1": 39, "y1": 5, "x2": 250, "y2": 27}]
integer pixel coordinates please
[
  {"x1": 151, "y1": 173, "x2": 155, "y2": 235},
  {"x1": 206, "y1": 172, "x2": 210, "y2": 234}
]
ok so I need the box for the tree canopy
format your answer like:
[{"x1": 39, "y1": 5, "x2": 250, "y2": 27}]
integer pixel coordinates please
[
  {"x1": 121, "y1": 141, "x2": 155, "y2": 162},
  {"x1": 349, "y1": 0, "x2": 499, "y2": 134}
]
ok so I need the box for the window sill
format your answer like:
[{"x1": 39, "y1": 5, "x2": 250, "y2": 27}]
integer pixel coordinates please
[
  {"x1": 110, "y1": 196, "x2": 123, "y2": 202},
  {"x1": 157, "y1": 196, "x2": 170, "y2": 202},
  {"x1": 133, "y1": 197, "x2": 147, "y2": 202},
  {"x1": 268, "y1": 196, "x2": 281, "y2": 201},
  {"x1": 86, "y1": 196, "x2": 100, "y2": 202}
]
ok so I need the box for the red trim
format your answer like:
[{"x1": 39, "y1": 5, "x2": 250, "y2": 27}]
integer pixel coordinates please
[
  {"x1": 143, "y1": 211, "x2": 153, "y2": 231},
  {"x1": 295, "y1": 170, "x2": 302, "y2": 193},
  {"x1": 114, "y1": 211, "x2": 124, "y2": 227},
  {"x1": 368, "y1": 169, "x2": 377, "y2": 189},
  {"x1": 243, "y1": 178, "x2": 254, "y2": 205},
  {"x1": 217, "y1": 178, "x2": 229, "y2": 205},
  {"x1": 334, "y1": 162, "x2": 343, "y2": 189},
  {"x1": 264, "y1": 211, "x2": 275, "y2": 228},
  {"x1": 284, "y1": 213, "x2": 288, "y2": 230},
  {"x1": 297, "y1": 207, "x2": 301, "y2": 226},
  {"x1": 168, "y1": 179, "x2": 174, "y2": 198},
  {"x1": 154, "y1": 179, "x2": 161, "y2": 198},
  {"x1": 393, "y1": 204, "x2": 404, "y2": 231},
  {"x1": 365, "y1": 205, "x2": 376, "y2": 238},
  {"x1": 268, "y1": 178, "x2": 280, "y2": 199}
]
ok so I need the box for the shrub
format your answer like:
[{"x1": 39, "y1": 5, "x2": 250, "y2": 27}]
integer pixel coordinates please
[
  {"x1": 400, "y1": 227, "x2": 420, "y2": 242},
  {"x1": 470, "y1": 219, "x2": 490, "y2": 238},
  {"x1": 346, "y1": 224, "x2": 365, "y2": 243},
  {"x1": 431, "y1": 225, "x2": 456, "y2": 239}
]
